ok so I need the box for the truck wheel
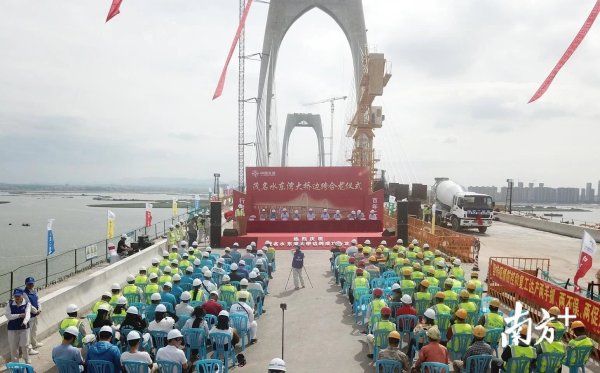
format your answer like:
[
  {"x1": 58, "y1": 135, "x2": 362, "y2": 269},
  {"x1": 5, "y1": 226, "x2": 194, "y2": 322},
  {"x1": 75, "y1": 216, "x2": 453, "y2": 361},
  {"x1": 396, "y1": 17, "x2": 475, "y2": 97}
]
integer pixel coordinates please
[
  {"x1": 478, "y1": 226, "x2": 487, "y2": 233},
  {"x1": 451, "y1": 217, "x2": 460, "y2": 231}
]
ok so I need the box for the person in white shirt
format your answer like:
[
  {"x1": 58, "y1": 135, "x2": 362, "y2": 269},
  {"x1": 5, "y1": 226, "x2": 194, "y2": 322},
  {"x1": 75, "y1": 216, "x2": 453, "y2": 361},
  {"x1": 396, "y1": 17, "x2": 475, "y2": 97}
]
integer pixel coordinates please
[
  {"x1": 201, "y1": 271, "x2": 217, "y2": 293},
  {"x1": 333, "y1": 210, "x2": 342, "y2": 220},
  {"x1": 155, "y1": 329, "x2": 187, "y2": 371},
  {"x1": 346, "y1": 239, "x2": 358, "y2": 257},
  {"x1": 321, "y1": 208, "x2": 330, "y2": 220},
  {"x1": 292, "y1": 210, "x2": 301, "y2": 221},
  {"x1": 182, "y1": 306, "x2": 209, "y2": 335},
  {"x1": 175, "y1": 292, "x2": 194, "y2": 317},
  {"x1": 229, "y1": 291, "x2": 258, "y2": 344},
  {"x1": 6, "y1": 289, "x2": 31, "y2": 363},
  {"x1": 306, "y1": 208, "x2": 315, "y2": 221},
  {"x1": 212, "y1": 258, "x2": 227, "y2": 276},
  {"x1": 120, "y1": 330, "x2": 153, "y2": 370},
  {"x1": 147, "y1": 304, "x2": 175, "y2": 333},
  {"x1": 368, "y1": 209, "x2": 378, "y2": 220}
]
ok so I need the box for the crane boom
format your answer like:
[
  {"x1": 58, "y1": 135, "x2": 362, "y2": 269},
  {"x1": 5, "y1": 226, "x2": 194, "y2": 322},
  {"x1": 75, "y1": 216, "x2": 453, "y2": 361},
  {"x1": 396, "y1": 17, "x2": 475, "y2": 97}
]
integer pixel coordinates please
[{"x1": 303, "y1": 96, "x2": 347, "y2": 106}]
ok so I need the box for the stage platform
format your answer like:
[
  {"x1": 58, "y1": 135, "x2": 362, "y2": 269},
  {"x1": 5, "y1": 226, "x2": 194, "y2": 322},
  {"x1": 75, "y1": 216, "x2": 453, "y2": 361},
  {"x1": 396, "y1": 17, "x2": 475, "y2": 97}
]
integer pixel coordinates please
[
  {"x1": 221, "y1": 232, "x2": 392, "y2": 250},
  {"x1": 246, "y1": 219, "x2": 382, "y2": 233}
]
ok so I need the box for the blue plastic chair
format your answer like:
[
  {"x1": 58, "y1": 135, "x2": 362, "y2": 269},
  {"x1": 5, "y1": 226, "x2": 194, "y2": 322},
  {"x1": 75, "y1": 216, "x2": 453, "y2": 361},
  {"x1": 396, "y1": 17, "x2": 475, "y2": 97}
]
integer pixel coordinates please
[
  {"x1": 177, "y1": 315, "x2": 191, "y2": 329},
  {"x1": 122, "y1": 360, "x2": 150, "y2": 373},
  {"x1": 420, "y1": 362, "x2": 450, "y2": 372},
  {"x1": 564, "y1": 345, "x2": 593, "y2": 373},
  {"x1": 230, "y1": 281, "x2": 241, "y2": 291},
  {"x1": 447, "y1": 333, "x2": 472, "y2": 360},
  {"x1": 384, "y1": 277, "x2": 401, "y2": 288},
  {"x1": 357, "y1": 294, "x2": 373, "y2": 326},
  {"x1": 190, "y1": 300, "x2": 203, "y2": 309},
  {"x1": 445, "y1": 299, "x2": 458, "y2": 310},
  {"x1": 125, "y1": 293, "x2": 141, "y2": 303},
  {"x1": 401, "y1": 288, "x2": 415, "y2": 298},
  {"x1": 183, "y1": 327, "x2": 207, "y2": 360},
  {"x1": 415, "y1": 298, "x2": 431, "y2": 316},
  {"x1": 160, "y1": 302, "x2": 175, "y2": 314},
  {"x1": 209, "y1": 332, "x2": 235, "y2": 373},
  {"x1": 6, "y1": 363, "x2": 34, "y2": 373},
  {"x1": 87, "y1": 360, "x2": 115, "y2": 373},
  {"x1": 504, "y1": 357, "x2": 533, "y2": 372},
  {"x1": 248, "y1": 288, "x2": 265, "y2": 317},
  {"x1": 463, "y1": 354, "x2": 493, "y2": 373},
  {"x1": 194, "y1": 359, "x2": 223, "y2": 373},
  {"x1": 382, "y1": 270, "x2": 397, "y2": 279},
  {"x1": 372, "y1": 329, "x2": 391, "y2": 358},
  {"x1": 484, "y1": 328, "x2": 503, "y2": 356},
  {"x1": 219, "y1": 290, "x2": 237, "y2": 308},
  {"x1": 411, "y1": 329, "x2": 429, "y2": 357},
  {"x1": 427, "y1": 286, "x2": 440, "y2": 297},
  {"x1": 211, "y1": 272, "x2": 223, "y2": 286},
  {"x1": 156, "y1": 360, "x2": 182, "y2": 373},
  {"x1": 229, "y1": 313, "x2": 250, "y2": 350},
  {"x1": 129, "y1": 302, "x2": 146, "y2": 315},
  {"x1": 150, "y1": 330, "x2": 169, "y2": 351},
  {"x1": 371, "y1": 278, "x2": 385, "y2": 289},
  {"x1": 395, "y1": 314, "x2": 418, "y2": 349},
  {"x1": 535, "y1": 352, "x2": 564, "y2": 373},
  {"x1": 205, "y1": 314, "x2": 218, "y2": 329},
  {"x1": 86, "y1": 313, "x2": 97, "y2": 324},
  {"x1": 353, "y1": 288, "x2": 370, "y2": 321},
  {"x1": 53, "y1": 358, "x2": 81, "y2": 373},
  {"x1": 375, "y1": 359, "x2": 404, "y2": 372},
  {"x1": 435, "y1": 313, "x2": 452, "y2": 343},
  {"x1": 112, "y1": 314, "x2": 126, "y2": 325}
]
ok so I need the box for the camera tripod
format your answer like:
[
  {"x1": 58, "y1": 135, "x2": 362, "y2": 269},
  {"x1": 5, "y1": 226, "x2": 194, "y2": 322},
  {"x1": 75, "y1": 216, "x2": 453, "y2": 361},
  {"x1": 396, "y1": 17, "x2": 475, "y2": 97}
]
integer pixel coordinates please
[{"x1": 284, "y1": 266, "x2": 314, "y2": 291}]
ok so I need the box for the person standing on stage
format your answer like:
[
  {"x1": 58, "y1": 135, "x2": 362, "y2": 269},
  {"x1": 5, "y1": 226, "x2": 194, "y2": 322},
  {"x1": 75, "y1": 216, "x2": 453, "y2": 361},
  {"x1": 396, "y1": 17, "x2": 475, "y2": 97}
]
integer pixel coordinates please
[{"x1": 291, "y1": 245, "x2": 306, "y2": 290}]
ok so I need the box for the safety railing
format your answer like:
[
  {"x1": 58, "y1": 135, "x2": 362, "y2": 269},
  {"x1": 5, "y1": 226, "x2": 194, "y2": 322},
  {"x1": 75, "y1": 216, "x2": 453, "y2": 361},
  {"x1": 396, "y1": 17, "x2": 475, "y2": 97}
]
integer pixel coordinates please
[{"x1": 0, "y1": 210, "x2": 207, "y2": 306}]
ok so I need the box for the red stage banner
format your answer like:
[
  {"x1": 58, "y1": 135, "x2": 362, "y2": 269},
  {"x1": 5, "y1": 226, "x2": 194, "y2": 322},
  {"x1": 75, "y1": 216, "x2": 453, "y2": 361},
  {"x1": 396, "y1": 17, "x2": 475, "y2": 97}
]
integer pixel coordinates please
[
  {"x1": 529, "y1": 0, "x2": 600, "y2": 103},
  {"x1": 212, "y1": 0, "x2": 254, "y2": 99},
  {"x1": 241, "y1": 166, "x2": 380, "y2": 217},
  {"x1": 489, "y1": 259, "x2": 600, "y2": 335}
]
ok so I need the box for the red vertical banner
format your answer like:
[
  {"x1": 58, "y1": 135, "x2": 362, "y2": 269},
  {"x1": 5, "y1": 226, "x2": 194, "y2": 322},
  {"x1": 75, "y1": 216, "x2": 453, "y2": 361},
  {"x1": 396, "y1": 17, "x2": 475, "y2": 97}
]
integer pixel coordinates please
[
  {"x1": 145, "y1": 203, "x2": 153, "y2": 227},
  {"x1": 529, "y1": 0, "x2": 600, "y2": 103},
  {"x1": 212, "y1": 0, "x2": 254, "y2": 99},
  {"x1": 105, "y1": 0, "x2": 123, "y2": 23}
]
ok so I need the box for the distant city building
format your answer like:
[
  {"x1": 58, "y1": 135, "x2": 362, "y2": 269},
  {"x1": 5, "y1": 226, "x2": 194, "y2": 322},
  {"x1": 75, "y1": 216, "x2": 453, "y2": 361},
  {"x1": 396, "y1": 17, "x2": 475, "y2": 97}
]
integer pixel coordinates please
[{"x1": 468, "y1": 181, "x2": 599, "y2": 205}]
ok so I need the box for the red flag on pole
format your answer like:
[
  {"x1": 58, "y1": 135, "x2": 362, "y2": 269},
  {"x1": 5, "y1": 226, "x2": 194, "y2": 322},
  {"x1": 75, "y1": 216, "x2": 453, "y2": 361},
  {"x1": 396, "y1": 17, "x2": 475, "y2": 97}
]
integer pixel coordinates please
[
  {"x1": 529, "y1": 0, "x2": 600, "y2": 103},
  {"x1": 573, "y1": 231, "x2": 598, "y2": 291},
  {"x1": 145, "y1": 203, "x2": 153, "y2": 227},
  {"x1": 106, "y1": 0, "x2": 123, "y2": 23},
  {"x1": 212, "y1": 0, "x2": 254, "y2": 100}
]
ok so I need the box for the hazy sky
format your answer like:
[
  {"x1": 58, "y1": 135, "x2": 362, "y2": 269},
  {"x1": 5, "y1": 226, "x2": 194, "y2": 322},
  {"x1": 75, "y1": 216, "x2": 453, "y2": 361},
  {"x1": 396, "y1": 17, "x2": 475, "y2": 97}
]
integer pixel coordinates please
[{"x1": 1, "y1": 1, "x2": 599, "y2": 189}]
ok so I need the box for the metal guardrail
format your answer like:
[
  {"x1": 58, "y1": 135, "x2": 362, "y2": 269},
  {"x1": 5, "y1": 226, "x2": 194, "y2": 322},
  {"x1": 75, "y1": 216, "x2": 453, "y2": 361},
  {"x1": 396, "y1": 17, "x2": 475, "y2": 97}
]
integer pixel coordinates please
[{"x1": 0, "y1": 210, "x2": 209, "y2": 305}]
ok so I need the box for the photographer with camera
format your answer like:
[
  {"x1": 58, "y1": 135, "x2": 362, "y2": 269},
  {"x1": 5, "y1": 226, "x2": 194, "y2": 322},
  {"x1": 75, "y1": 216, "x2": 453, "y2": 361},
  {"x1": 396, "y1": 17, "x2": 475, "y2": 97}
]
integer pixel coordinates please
[{"x1": 291, "y1": 245, "x2": 305, "y2": 290}]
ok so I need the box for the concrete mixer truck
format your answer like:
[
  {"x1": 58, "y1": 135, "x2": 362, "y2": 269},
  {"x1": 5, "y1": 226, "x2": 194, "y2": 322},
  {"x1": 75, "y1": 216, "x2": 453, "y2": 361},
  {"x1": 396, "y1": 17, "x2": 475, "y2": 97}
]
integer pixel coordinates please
[{"x1": 432, "y1": 177, "x2": 494, "y2": 233}]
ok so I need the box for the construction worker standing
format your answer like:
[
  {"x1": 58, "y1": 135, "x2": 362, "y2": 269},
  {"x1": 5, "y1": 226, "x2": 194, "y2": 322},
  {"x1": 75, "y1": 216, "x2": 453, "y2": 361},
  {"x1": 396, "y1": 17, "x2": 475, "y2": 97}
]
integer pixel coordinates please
[{"x1": 167, "y1": 225, "x2": 178, "y2": 247}]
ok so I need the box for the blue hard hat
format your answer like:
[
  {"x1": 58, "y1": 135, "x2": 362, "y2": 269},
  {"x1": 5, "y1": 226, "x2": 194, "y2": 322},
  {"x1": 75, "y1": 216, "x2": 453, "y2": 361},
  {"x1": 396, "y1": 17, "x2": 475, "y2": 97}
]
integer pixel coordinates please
[
  {"x1": 13, "y1": 288, "x2": 24, "y2": 296},
  {"x1": 25, "y1": 277, "x2": 35, "y2": 284}
]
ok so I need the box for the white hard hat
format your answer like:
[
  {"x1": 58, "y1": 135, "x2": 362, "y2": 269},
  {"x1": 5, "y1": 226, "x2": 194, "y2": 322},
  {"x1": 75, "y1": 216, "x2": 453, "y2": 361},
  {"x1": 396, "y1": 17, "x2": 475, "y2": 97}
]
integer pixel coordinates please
[
  {"x1": 336, "y1": 210, "x2": 340, "y2": 213},
  {"x1": 171, "y1": 245, "x2": 178, "y2": 250},
  {"x1": 357, "y1": 210, "x2": 362, "y2": 213},
  {"x1": 268, "y1": 358, "x2": 286, "y2": 372},
  {"x1": 99, "y1": 325, "x2": 113, "y2": 334},
  {"x1": 309, "y1": 208, "x2": 313, "y2": 211},
  {"x1": 64, "y1": 325, "x2": 79, "y2": 337},
  {"x1": 391, "y1": 283, "x2": 401, "y2": 291},
  {"x1": 155, "y1": 304, "x2": 167, "y2": 313},
  {"x1": 169, "y1": 225, "x2": 174, "y2": 229},
  {"x1": 401, "y1": 294, "x2": 412, "y2": 304},
  {"x1": 246, "y1": 245, "x2": 252, "y2": 251},
  {"x1": 192, "y1": 241, "x2": 198, "y2": 247},
  {"x1": 271, "y1": 209, "x2": 275, "y2": 212},
  {"x1": 230, "y1": 263, "x2": 238, "y2": 270},
  {"x1": 423, "y1": 243, "x2": 430, "y2": 249},
  {"x1": 397, "y1": 239, "x2": 403, "y2": 244},
  {"x1": 117, "y1": 296, "x2": 127, "y2": 305},
  {"x1": 180, "y1": 240, "x2": 188, "y2": 246},
  {"x1": 163, "y1": 266, "x2": 172, "y2": 273},
  {"x1": 170, "y1": 259, "x2": 178, "y2": 265},
  {"x1": 249, "y1": 271, "x2": 258, "y2": 279},
  {"x1": 121, "y1": 234, "x2": 127, "y2": 239},
  {"x1": 103, "y1": 292, "x2": 112, "y2": 298},
  {"x1": 222, "y1": 275, "x2": 230, "y2": 282},
  {"x1": 111, "y1": 283, "x2": 121, "y2": 291},
  {"x1": 163, "y1": 282, "x2": 172, "y2": 289},
  {"x1": 218, "y1": 310, "x2": 229, "y2": 317},
  {"x1": 424, "y1": 308, "x2": 436, "y2": 320},
  {"x1": 150, "y1": 293, "x2": 162, "y2": 301},
  {"x1": 453, "y1": 259, "x2": 462, "y2": 266},
  {"x1": 139, "y1": 266, "x2": 147, "y2": 272},
  {"x1": 162, "y1": 250, "x2": 169, "y2": 257},
  {"x1": 323, "y1": 208, "x2": 327, "y2": 212},
  {"x1": 193, "y1": 278, "x2": 202, "y2": 287},
  {"x1": 202, "y1": 252, "x2": 209, "y2": 258},
  {"x1": 257, "y1": 249, "x2": 264, "y2": 255},
  {"x1": 351, "y1": 210, "x2": 356, "y2": 214},
  {"x1": 210, "y1": 290, "x2": 219, "y2": 296},
  {"x1": 202, "y1": 266, "x2": 209, "y2": 272},
  {"x1": 282, "y1": 208, "x2": 287, "y2": 211},
  {"x1": 172, "y1": 274, "x2": 181, "y2": 281},
  {"x1": 167, "y1": 329, "x2": 183, "y2": 340},
  {"x1": 364, "y1": 240, "x2": 371, "y2": 245},
  {"x1": 381, "y1": 240, "x2": 387, "y2": 245},
  {"x1": 180, "y1": 291, "x2": 191, "y2": 301},
  {"x1": 233, "y1": 242, "x2": 239, "y2": 247},
  {"x1": 204, "y1": 270, "x2": 212, "y2": 278},
  {"x1": 370, "y1": 210, "x2": 375, "y2": 213},
  {"x1": 126, "y1": 274, "x2": 135, "y2": 282},
  {"x1": 127, "y1": 330, "x2": 141, "y2": 341},
  {"x1": 412, "y1": 239, "x2": 419, "y2": 245},
  {"x1": 66, "y1": 304, "x2": 79, "y2": 313},
  {"x1": 218, "y1": 258, "x2": 225, "y2": 264},
  {"x1": 152, "y1": 258, "x2": 159, "y2": 264},
  {"x1": 98, "y1": 303, "x2": 111, "y2": 311},
  {"x1": 126, "y1": 306, "x2": 139, "y2": 315},
  {"x1": 239, "y1": 260, "x2": 246, "y2": 266},
  {"x1": 351, "y1": 239, "x2": 357, "y2": 244},
  {"x1": 294, "y1": 210, "x2": 299, "y2": 213},
  {"x1": 186, "y1": 266, "x2": 194, "y2": 273},
  {"x1": 194, "y1": 259, "x2": 201, "y2": 266},
  {"x1": 149, "y1": 273, "x2": 158, "y2": 280},
  {"x1": 240, "y1": 278, "x2": 249, "y2": 286}
]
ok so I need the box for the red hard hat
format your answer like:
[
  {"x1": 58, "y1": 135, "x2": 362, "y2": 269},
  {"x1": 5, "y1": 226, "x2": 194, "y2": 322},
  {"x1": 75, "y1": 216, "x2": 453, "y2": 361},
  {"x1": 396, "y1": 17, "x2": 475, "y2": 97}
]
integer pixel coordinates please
[
  {"x1": 373, "y1": 288, "x2": 383, "y2": 297},
  {"x1": 381, "y1": 306, "x2": 392, "y2": 316},
  {"x1": 349, "y1": 257, "x2": 356, "y2": 263}
]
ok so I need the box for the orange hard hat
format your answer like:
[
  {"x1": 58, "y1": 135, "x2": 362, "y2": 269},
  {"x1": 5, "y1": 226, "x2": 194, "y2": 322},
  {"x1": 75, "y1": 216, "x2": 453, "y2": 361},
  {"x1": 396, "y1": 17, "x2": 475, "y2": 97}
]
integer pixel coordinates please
[{"x1": 455, "y1": 309, "x2": 467, "y2": 320}]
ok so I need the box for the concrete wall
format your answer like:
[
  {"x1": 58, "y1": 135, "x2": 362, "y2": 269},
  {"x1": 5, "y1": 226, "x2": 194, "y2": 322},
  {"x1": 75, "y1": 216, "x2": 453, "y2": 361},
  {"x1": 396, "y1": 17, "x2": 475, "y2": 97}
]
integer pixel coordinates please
[
  {"x1": 498, "y1": 213, "x2": 600, "y2": 242},
  {"x1": 0, "y1": 239, "x2": 167, "y2": 360}
]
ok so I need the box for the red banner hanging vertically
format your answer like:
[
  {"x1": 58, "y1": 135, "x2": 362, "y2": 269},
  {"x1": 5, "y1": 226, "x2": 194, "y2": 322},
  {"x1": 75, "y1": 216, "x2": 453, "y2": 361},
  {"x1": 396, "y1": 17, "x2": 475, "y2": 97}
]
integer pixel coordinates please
[
  {"x1": 529, "y1": 0, "x2": 600, "y2": 103},
  {"x1": 105, "y1": 0, "x2": 123, "y2": 23},
  {"x1": 212, "y1": 0, "x2": 254, "y2": 100}
]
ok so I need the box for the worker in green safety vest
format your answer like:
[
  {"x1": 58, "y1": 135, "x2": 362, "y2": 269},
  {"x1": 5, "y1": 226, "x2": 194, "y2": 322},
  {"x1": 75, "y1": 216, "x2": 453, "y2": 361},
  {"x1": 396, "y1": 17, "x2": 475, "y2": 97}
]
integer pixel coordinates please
[
  {"x1": 478, "y1": 298, "x2": 505, "y2": 329},
  {"x1": 352, "y1": 268, "x2": 369, "y2": 301},
  {"x1": 58, "y1": 304, "x2": 87, "y2": 347},
  {"x1": 422, "y1": 258, "x2": 435, "y2": 276},
  {"x1": 450, "y1": 258, "x2": 464, "y2": 281},
  {"x1": 411, "y1": 239, "x2": 421, "y2": 252},
  {"x1": 169, "y1": 260, "x2": 181, "y2": 276},
  {"x1": 411, "y1": 263, "x2": 425, "y2": 282},
  {"x1": 167, "y1": 225, "x2": 178, "y2": 247},
  {"x1": 92, "y1": 292, "x2": 112, "y2": 314},
  {"x1": 566, "y1": 321, "x2": 594, "y2": 366},
  {"x1": 442, "y1": 279, "x2": 458, "y2": 305},
  {"x1": 434, "y1": 261, "x2": 447, "y2": 281},
  {"x1": 123, "y1": 275, "x2": 143, "y2": 299},
  {"x1": 366, "y1": 306, "x2": 396, "y2": 359},
  {"x1": 497, "y1": 325, "x2": 536, "y2": 373},
  {"x1": 187, "y1": 247, "x2": 197, "y2": 263},
  {"x1": 144, "y1": 273, "x2": 160, "y2": 303},
  {"x1": 447, "y1": 308, "x2": 473, "y2": 354},
  {"x1": 400, "y1": 268, "x2": 415, "y2": 291},
  {"x1": 178, "y1": 253, "x2": 191, "y2": 270},
  {"x1": 135, "y1": 267, "x2": 148, "y2": 286},
  {"x1": 168, "y1": 245, "x2": 180, "y2": 261},
  {"x1": 425, "y1": 268, "x2": 439, "y2": 287},
  {"x1": 341, "y1": 257, "x2": 357, "y2": 290},
  {"x1": 366, "y1": 288, "x2": 388, "y2": 332},
  {"x1": 158, "y1": 266, "x2": 173, "y2": 287},
  {"x1": 393, "y1": 238, "x2": 406, "y2": 253},
  {"x1": 535, "y1": 326, "x2": 565, "y2": 372},
  {"x1": 469, "y1": 272, "x2": 483, "y2": 292},
  {"x1": 422, "y1": 243, "x2": 434, "y2": 260},
  {"x1": 415, "y1": 280, "x2": 432, "y2": 302},
  {"x1": 454, "y1": 290, "x2": 477, "y2": 323},
  {"x1": 547, "y1": 306, "x2": 565, "y2": 338},
  {"x1": 190, "y1": 278, "x2": 207, "y2": 302},
  {"x1": 406, "y1": 244, "x2": 417, "y2": 261},
  {"x1": 432, "y1": 292, "x2": 451, "y2": 315},
  {"x1": 158, "y1": 250, "x2": 171, "y2": 270},
  {"x1": 466, "y1": 282, "x2": 480, "y2": 302},
  {"x1": 148, "y1": 258, "x2": 162, "y2": 276},
  {"x1": 109, "y1": 283, "x2": 122, "y2": 306},
  {"x1": 387, "y1": 246, "x2": 399, "y2": 268}
]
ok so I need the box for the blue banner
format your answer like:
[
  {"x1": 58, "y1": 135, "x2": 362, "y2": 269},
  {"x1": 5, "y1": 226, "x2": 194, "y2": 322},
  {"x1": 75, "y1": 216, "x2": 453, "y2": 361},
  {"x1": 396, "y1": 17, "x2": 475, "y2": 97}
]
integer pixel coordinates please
[
  {"x1": 47, "y1": 219, "x2": 55, "y2": 256},
  {"x1": 194, "y1": 194, "x2": 200, "y2": 211}
]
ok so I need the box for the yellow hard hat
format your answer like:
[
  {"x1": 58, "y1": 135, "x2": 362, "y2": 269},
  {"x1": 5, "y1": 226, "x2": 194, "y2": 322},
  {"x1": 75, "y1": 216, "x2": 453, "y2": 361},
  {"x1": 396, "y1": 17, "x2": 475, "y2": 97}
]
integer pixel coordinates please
[
  {"x1": 571, "y1": 321, "x2": 586, "y2": 330},
  {"x1": 466, "y1": 281, "x2": 477, "y2": 290},
  {"x1": 416, "y1": 252, "x2": 424, "y2": 259},
  {"x1": 376, "y1": 248, "x2": 383, "y2": 253},
  {"x1": 427, "y1": 268, "x2": 435, "y2": 275},
  {"x1": 388, "y1": 331, "x2": 401, "y2": 340},
  {"x1": 459, "y1": 290, "x2": 470, "y2": 299},
  {"x1": 420, "y1": 280, "x2": 430, "y2": 288},
  {"x1": 402, "y1": 268, "x2": 413, "y2": 276},
  {"x1": 412, "y1": 263, "x2": 421, "y2": 270},
  {"x1": 548, "y1": 306, "x2": 560, "y2": 316},
  {"x1": 435, "y1": 291, "x2": 445, "y2": 299},
  {"x1": 473, "y1": 325, "x2": 487, "y2": 338},
  {"x1": 520, "y1": 325, "x2": 529, "y2": 336},
  {"x1": 489, "y1": 298, "x2": 501, "y2": 308},
  {"x1": 471, "y1": 272, "x2": 479, "y2": 278},
  {"x1": 369, "y1": 256, "x2": 377, "y2": 263},
  {"x1": 455, "y1": 308, "x2": 467, "y2": 320}
]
